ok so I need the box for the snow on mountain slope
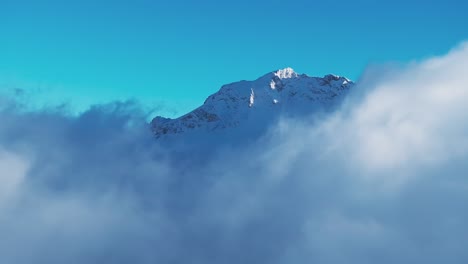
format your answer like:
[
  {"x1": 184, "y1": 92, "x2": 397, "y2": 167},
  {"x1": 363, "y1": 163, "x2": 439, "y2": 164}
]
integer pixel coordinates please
[{"x1": 151, "y1": 68, "x2": 354, "y2": 138}]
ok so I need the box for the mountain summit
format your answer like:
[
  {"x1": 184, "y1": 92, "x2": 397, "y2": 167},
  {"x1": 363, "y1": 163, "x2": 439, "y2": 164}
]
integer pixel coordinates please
[
  {"x1": 273, "y1": 67, "x2": 298, "y2": 79},
  {"x1": 151, "y1": 68, "x2": 354, "y2": 138}
]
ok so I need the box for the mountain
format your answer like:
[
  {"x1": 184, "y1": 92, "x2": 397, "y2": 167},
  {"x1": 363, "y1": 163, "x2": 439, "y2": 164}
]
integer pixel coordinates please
[{"x1": 151, "y1": 68, "x2": 354, "y2": 139}]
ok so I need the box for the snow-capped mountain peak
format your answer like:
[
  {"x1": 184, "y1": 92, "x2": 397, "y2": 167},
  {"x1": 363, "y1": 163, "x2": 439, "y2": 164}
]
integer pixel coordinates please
[
  {"x1": 151, "y1": 68, "x2": 354, "y2": 138},
  {"x1": 274, "y1": 67, "x2": 298, "y2": 79}
]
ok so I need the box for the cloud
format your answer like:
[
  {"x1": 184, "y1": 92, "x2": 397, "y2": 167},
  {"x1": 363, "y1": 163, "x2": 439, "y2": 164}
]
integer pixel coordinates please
[
  {"x1": 344, "y1": 42, "x2": 468, "y2": 171},
  {"x1": 0, "y1": 149, "x2": 29, "y2": 206},
  {"x1": 1, "y1": 42, "x2": 468, "y2": 263}
]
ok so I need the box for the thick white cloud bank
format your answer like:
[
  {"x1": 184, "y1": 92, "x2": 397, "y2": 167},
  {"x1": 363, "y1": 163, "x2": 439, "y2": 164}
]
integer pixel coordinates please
[{"x1": 1, "y1": 42, "x2": 468, "y2": 263}]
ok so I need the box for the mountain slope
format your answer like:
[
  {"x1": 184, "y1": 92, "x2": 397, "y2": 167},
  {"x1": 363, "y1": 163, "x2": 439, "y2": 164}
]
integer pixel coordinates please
[{"x1": 151, "y1": 68, "x2": 354, "y2": 138}]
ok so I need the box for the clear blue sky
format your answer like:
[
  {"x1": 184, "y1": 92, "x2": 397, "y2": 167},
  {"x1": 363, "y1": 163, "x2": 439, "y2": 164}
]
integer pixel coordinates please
[{"x1": 1, "y1": 0, "x2": 467, "y2": 117}]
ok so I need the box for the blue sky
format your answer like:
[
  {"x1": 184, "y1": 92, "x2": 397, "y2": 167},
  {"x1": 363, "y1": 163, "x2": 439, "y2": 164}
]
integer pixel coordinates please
[{"x1": 1, "y1": 0, "x2": 467, "y2": 117}]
